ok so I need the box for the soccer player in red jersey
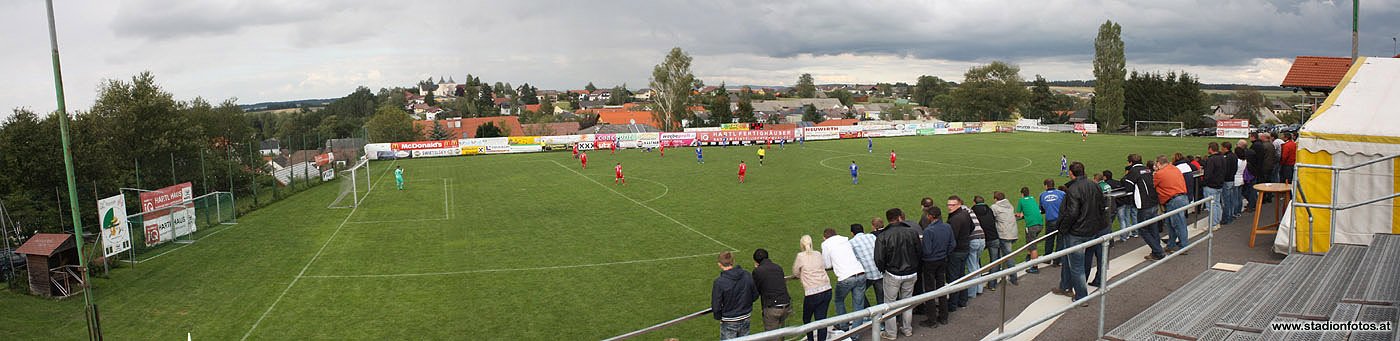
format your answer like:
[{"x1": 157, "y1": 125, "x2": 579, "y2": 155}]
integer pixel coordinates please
[
  {"x1": 660, "y1": 143, "x2": 665, "y2": 157},
  {"x1": 890, "y1": 149, "x2": 897, "y2": 170},
  {"x1": 738, "y1": 161, "x2": 747, "y2": 183},
  {"x1": 614, "y1": 162, "x2": 625, "y2": 185},
  {"x1": 580, "y1": 151, "x2": 588, "y2": 169},
  {"x1": 611, "y1": 141, "x2": 617, "y2": 154},
  {"x1": 572, "y1": 143, "x2": 579, "y2": 159}
]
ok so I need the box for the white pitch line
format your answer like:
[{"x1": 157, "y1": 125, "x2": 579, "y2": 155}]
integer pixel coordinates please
[
  {"x1": 125, "y1": 223, "x2": 236, "y2": 263},
  {"x1": 302, "y1": 252, "x2": 720, "y2": 278},
  {"x1": 241, "y1": 159, "x2": 398, "y2": 340},
  {"x1": 549, "y1": 160, "x2": 736, "y2": 251},
  {"x1": 345, "y1": 178, "x2": 452, "y2": 225}
]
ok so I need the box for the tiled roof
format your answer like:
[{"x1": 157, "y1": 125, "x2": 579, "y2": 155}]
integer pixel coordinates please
[
  {"x1": 594, "y1": 108, "x2": 661, "y2": 127},
  {"x1": 1280, "y1": 56, "x2": 1352, "y2": 89},
  {"x1": 414, "y1": 116, "x2": 526, "y2": 138},
  {"x1": 521, "y1": 122, "x2": 582, "y2": 136},
  {"x1": 815, "y1": 119, "x2": 859, "y2": 126}
]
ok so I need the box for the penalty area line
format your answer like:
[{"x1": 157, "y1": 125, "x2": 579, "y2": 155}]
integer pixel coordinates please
[
  {"x1": 549, "y1": 160, "x2": 736, "y2": 251},
  {"x1": 302, "y1": 252, "x2": 721, "y2": 278},
  {"x1": 240, "y1": 159, "x2": 398, "y2": 340}
]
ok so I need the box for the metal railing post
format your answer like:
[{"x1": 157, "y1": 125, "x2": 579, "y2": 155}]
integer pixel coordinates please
[
  {"x1": 1000, "y1": 275, "x2": 1007, "y2": 334},
  {"x1": 1329, "y1": 168, "x2": 1339, "y2": 251},
  {"x1": 1097, "y1": 238, "x2": 1109, "y2": 338},
  {"x1": 1207, "y1": 196, "x2": 1215, "y2": 269},
  {"x1": 869, "y1": 305, "x2": 883, "y2": 340}
]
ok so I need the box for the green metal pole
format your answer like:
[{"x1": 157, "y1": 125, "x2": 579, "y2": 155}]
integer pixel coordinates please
[
  {"x1": 44, "y1": 1, "x2": 101, "y2": 338},
  {"x1": 1352, "y1": 0, "x2": 1359, "y2": 61}
]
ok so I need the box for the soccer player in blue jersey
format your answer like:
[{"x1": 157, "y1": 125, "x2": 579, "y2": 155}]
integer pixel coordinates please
[
  {"x1": 850, "y1": 161, "x2": 859, "y2": 184},
  {"x1": 696, "y1": 146, "x2": 704, "y2": 164}
]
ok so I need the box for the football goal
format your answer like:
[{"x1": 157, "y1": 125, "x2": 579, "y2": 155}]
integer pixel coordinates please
[
  {"x1": 328, "y1": 157, "x2": 371, "y2": 209},
  {"x1": 1133, "y1": 121, "x2": 1185, "y2": 137}
]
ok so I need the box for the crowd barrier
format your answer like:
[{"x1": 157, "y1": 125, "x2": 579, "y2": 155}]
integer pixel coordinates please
[{"x1": 364, "y1": 121, "x2": 1022, "y2": 160}]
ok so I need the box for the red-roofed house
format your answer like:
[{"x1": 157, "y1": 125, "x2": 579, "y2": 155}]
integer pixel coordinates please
[
  {"x1": 524, "y1": 104, "x2": 541, "y2": 113},
  {"x1": 595, "y1": 108, "x2": 661, "y2": 128},
  {"x1": 521, "y1": 122, "x2": 582, "y2": 136},
  {"x1": 415, "y1": 116, "x2": 526, "y2": 138},
  {"x1": 1281, "y1": 56, "x2": 1353, "y2": 95},
  {"x1": 815, "y1": 119, "x2": 859, "y2": 127}
]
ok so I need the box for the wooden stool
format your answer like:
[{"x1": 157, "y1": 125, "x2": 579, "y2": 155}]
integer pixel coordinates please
[{"x1": 1250, "y1": 183, "x2": 1292, "y2": 248}]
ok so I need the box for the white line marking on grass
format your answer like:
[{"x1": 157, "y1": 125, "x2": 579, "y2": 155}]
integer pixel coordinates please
[
  {"x1": 345, "y1": 178, "x2": 451, "y2": 225},
  {"x1": 632, "y1": 177, "x2": 671, "y2": 203},
  {"x1": 808, "y1": 147, "x2": 1041, "y2": 177},
  {"x1": 240, "y1": 159, "x2": 398, "y2": 341},
  {"x1": 302, "y1": 252, "x2": 719, "y2": 278},
  {"x1": 123, "y1": 224, "x2": 236, "y2": 263},
  {"x1": 549, "y1": 160, "x2": 736, "y2": 251}
]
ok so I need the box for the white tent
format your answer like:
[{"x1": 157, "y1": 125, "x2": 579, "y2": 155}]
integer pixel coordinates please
[{"x1": 1277, "y1": 57, "x2": 1400, "y2": 254}]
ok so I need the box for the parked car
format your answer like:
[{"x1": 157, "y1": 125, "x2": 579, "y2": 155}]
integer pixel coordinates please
[
  {"x1": 1150, "y1": 130, "x2": 1168, "y2": 136},
  {"x1": 1184, "y1": 128, "x2": 1201, "y2": 136},
  {"x1": 1169, "y1": 128, "x2": 1186, "y2": 136},
  {"x1": 1197, "y1": 127, "x2": 1217, "y2": 136},
  {"x1": 0, "y1": 248, "x2": 24, "y2": 281}
]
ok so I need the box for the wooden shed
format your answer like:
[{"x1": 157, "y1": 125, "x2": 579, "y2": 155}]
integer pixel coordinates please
[{"x1": 14, "y1": 233, "x2": 84, "y2": 298}]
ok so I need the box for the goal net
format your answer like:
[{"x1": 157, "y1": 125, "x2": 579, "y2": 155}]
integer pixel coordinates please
[
  {"x1": 329, "y1": 158, "x2": 370, "y2": 209},
  {"x1": 1133, "y1": 121, "x2": 1185, "y2": 137}
]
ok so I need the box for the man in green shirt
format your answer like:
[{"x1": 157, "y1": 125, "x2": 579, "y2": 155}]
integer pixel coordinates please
[{"x1": 1015, "y1": 186, "x2": 1045, "y2": 274}]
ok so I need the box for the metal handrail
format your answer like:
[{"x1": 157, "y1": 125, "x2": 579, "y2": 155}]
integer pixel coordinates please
[
  {"x1": 734, "y1": 197, "x2": 1216, "y2": 341},
  {"x1": 1290, "y1": 153, "x2": 1400, "y2": 254},
  {"x1": 603, "y1": 308, "x2": 711, "y2": 340}
]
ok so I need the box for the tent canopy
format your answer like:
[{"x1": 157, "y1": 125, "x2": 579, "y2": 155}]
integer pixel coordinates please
[{"x1": 1299, "y1": 57, "x2": 1400, "y2": 155}]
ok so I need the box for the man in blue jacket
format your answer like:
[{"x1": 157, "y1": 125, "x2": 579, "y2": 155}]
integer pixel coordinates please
[
  {"x1": 919, "y1": 206, "x2": 955, "y2": 327},
  {"x1": 1039, "y1": 179, "x2": 1066, "y2": 266},
  {"x1": 711, "y1": 251, "x2": 758, "y2": 339}
]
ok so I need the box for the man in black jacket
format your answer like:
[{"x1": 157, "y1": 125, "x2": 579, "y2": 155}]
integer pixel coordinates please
[
  {"x1": 1053, "y1": 162, "x2": 1105, "y2": 303},
  {"x1": 945, "y1": 196, "x2": 975, "y2": 309},
  {"x1": 874, "y1": 208, "x2": 921, "y2": 338},
  {"x1": 1252, "y1": 133, "x2": 1279, "y2": 203},
  {"x1": 1221, "y1": 142, "x2": 1240, "y2": 224},
  {"x1": 712, "y1": 251, "x2": 758, "y2": 339},
  {"x1": 918, "y1": 206, "x2": 955, "y2": 327},
  {"x1": 1202, "y1": 143, "x2": 1229, "y2": 227},
  {"x1": 971, "y1": 196, "x2": 999, "y2": 290},
  {"x1": 1123, "y1": 154, "x2": 1166, "y2": 260},
  {"x1": 751, "y1": 249, "x2": 792, "y2": 332}
]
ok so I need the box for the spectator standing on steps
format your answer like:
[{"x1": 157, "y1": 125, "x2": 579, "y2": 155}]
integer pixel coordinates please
[
  {"x1": 989, "y1": 191, "x2": 1020, "y2": 289},
  {"x1": 751, "y1": 249, "x2": 792, "y2": 332},
  {"x1": 1123, "y1": 154, "x2": 1166, "y2": 260},
  {"x1": 821, "y1": 228, "x2": 866, "y2": 333},
  {"x1": 918, "y1": 206, "x2": 954, "y2": 328},
  {"x1": 791, "y1": 235, "x2": 832, "y2": 341},
  {"x1": 874, "y1": 208, "x2": 921, "y2": 339},
  {"x1": 711, "y1": 251, "x2": 757, "y2": 339},
  {"x1": 1052, "y1": 161, "x2": 1106, "y2": 304},
  {"x1": 1016, "y1": 187, "x2": 1046, "y2": 274}
]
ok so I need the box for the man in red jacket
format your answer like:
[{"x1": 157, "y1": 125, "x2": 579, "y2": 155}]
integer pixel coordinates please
[{"x1": 1280, "y1": 133, "x2": 1298, "y2": 183}]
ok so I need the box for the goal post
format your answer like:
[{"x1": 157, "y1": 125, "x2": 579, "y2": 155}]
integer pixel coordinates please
[
  {"x1": 328, "y1": 157, "x2": 371, "y2": 209},
  {"x1": 1133, "y1": 121, "x2": 1185, "y2": 137}
]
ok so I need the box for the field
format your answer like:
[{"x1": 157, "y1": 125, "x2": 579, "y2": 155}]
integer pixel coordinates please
[{"x1": 0, "y1": 132, "x2": 1211, "y2": 340}]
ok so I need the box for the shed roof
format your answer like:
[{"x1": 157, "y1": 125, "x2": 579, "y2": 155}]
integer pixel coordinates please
[
  {"x1": 1280, "y1": 56, "x2": 1352, "y2": 90},
  {"x1": 15, "y1": 233, "x2": 75, "y2": 257}
]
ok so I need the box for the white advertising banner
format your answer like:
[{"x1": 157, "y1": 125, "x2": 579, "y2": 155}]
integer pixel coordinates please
[
  {"x1": 98, "y1": 194, "x2": 132, "y2": 257},
  {"x1": 803, "y1": 127, "x2": 841, "y2": 140},
  {"x1": 412, "y1": 147, "x2": 460, "y2": 158},
  {"x1": 459, "y1": 137, "x2": 510, "y2": 148}
]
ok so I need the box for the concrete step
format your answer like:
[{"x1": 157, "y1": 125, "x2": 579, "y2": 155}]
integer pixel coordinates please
[{"x1": 1278, "y1": 244, "x2": 1369, "y2": 320}]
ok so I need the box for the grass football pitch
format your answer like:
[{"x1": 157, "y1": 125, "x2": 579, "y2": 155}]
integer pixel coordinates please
[{"x1": 0, "y1": 132, "x2": 1211, "y2": 340}]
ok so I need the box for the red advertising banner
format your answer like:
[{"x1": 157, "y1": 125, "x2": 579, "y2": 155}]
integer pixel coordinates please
[
  {"x1": 695, "y1": 129, "x2": 795, "y2": 143},
  {"x1": 391, "y1": 139, "x2": 459, "y2": 151},
  {"x1": 595, "y1": 140, "x2": 616, "y2": 150},
  {"x1": 140, "y1": 182, "x2": 193, "y2": 214},
  {"x1": 1216, "y1": 119, "x2": 1249, "y2": 129},
  {"x1": 839, "y1": 131, "x2": 866, "y2": 139},
  {"x1": 315, "y1": 152, "x2": 333, "y2": 166}
]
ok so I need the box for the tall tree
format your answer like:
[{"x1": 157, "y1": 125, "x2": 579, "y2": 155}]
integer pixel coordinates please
[
  {"x1": 585, "y1": 82, "x2": 598, "y2": 92},
  {"x1": 736, "y1": 86, "x2": 756, "y2": 123},
  {"x1": 1093, "y1": 20, "x2": 1127, "y2": 129},
  {"x1": 706, "y1": 83, "x2": 733, "y2": 125},
  {"x1": 366, "y1": 104, "x2": 421, "y2": 143},
  {"x1": 828, "y1": 89, "x2": 854, "y2": 107},
  {"x1": 795, "y1": 73, "x2": 817, "y2": 98},
  {"x1": 539, "y1": 100, "x2": 555, "y2": 117},
  {"x1": 802, "y1": 104, "x2": 824, "y2": 124},
  {"x1": 476, "y1": 85, "x2": 496, "y2": 117},
  {"x1": 911, "y1": 75, "x2": 951, "y2": 106},
  {"x1": 648, "y1": 47, "x2": 698, "y2": 131},
  {"x1": 475, "y1": 121, "x2": 505, "y2": 138},
  {"x1": 607, "y1": 85, "x2": 633, "y2": 105},
  {"x1": 1025, "y1": 75, "x2": 1056, "y2": 120},
  {"x1": 428, "y1": 120, "x2": 452, "y2": 140},
  {"x1": 518, "y1": 83, "x2": 539, "y2": 105},
  {"x1": 945, "y1": 61, "x2": 1029, "y2": 121},
  {"x1": 1234, "y1": 87, "x2": 1267, "y2": 126}
]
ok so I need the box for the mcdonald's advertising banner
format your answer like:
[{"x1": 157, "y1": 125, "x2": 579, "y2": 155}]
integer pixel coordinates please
[
  {"x1": 139, "y1": 182, "x2": 196, "y2": 247},
  {"x1": 97, "y1": 194, "x2": 132, "y2": 257}
]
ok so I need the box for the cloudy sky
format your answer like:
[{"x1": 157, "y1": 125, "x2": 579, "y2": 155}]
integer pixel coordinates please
[{"x1": 3, "y1": 0, "x2": 1398, "y2": 116}]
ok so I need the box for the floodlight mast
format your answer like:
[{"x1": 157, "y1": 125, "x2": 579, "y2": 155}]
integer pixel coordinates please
[{"x1": 45, "y1": 0, "x2": 102, "y2": 339}]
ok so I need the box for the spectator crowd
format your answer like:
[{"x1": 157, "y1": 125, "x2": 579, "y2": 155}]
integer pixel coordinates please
[{"x1": 708, "y1": 132, "x2": 1296, "y2": 340}]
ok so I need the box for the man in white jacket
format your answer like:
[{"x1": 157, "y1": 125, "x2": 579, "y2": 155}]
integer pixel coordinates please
[{"x1": 988, "y1": 192, "x2": 1020, "y2": 289}]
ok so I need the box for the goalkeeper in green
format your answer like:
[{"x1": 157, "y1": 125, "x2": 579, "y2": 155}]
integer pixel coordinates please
[{"x1": 394, "y1": 166, "x2": 405, "y2": 190}]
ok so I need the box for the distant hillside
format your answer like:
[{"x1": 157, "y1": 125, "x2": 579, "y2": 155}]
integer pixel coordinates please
[
  {"x1": 239, "y1": 98, "x2": 336, "y2": 112},
  {"x1": 1043, "y1": 80, "x2": 1285, "y2": 91}
]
